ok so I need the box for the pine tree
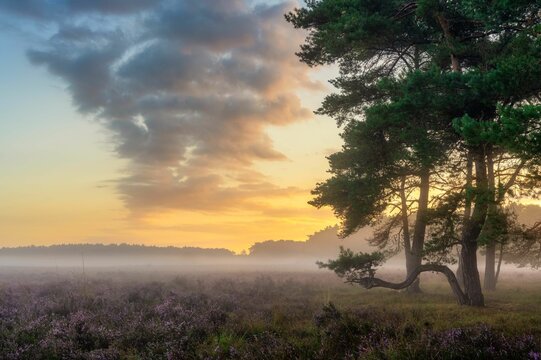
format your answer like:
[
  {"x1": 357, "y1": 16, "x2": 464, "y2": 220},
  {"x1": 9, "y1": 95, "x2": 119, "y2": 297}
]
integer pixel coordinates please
[{"x1": 288, "y1": 0, "x2": 541, "y2": 306}]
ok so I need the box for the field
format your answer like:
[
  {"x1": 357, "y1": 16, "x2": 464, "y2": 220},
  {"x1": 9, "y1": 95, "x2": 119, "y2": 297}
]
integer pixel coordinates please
[{"x1": 0, "y1": 268, "x2": 540, "y2": 359}]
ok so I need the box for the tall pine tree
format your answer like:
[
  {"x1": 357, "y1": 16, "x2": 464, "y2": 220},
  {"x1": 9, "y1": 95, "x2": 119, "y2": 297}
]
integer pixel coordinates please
[{"x1": 288, "y1": 0, "x2": 541, "y2": 306}]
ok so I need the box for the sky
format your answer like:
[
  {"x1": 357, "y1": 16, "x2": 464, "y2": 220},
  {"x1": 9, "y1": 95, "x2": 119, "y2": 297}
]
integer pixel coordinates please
[{"x1": 0, "y1": 0, "x2": 342, "y2": 252}]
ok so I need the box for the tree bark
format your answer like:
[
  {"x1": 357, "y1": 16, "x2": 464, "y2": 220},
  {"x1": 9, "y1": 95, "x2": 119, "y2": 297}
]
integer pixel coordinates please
[
  {"x1": 359, "y1": 264, "x2": 468, "y2": 305},
  {"x1": 460, "y1": 148, "x2": 487, "y2": 307},
  {"x1": 456, "y1": 247, "x2": 465, "y2": 289},
  {"x1": 457, "y1": 154, "x2": 473, "y2": 289},
  {"x1": 495, "y1": 243, "x2": 504, "y2": 284},
  {"x1": 406, "y1": 170, "x2": 430, "y2": 293},
  {"x1": 404, "y1": 253, "x2": 421, "y2": 293},
  {"x1": 483, "y1": 147, "x2": 497, "y2": 291},
  {"x1": 495, "y1": 242, "x2": 504, "y2": 285},
  {"x1": 399, "y1": 176, "x2": 420, "y2": 293}
]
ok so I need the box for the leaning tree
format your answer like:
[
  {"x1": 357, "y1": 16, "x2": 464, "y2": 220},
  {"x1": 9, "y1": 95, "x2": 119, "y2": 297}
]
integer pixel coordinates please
[{"x1": 287, "y1": 0, "x2": 541, "y2": 306}]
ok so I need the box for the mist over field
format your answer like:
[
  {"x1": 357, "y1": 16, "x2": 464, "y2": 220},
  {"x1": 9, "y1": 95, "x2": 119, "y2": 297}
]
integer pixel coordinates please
[
  {"x1": 0, "y1": 264, "x2": 540, "y2": 359},
  {"x1": 0, "y1": 226, "x2": 363, "y2": 269},
  {"x1": 2, "y1": 204, "x2": 540, "y2": 271}
]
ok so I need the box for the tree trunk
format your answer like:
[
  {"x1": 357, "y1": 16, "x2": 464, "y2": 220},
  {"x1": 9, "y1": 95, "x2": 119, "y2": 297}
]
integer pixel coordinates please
[
  {"x1": 456, "y1": 154, "x2": 472, "y2": 290},
  {"x1": 484, "y1": 242, "x2": 497, "y2": 291},
  {"x1": 460, "y1": 149, "x2": 488, "y2": 307},
  {"x1": 359, "y1": 264, "x2": 469, "y2": 305},
  {"x1": 483, "y1": 147, "x2": 497, "y2": 291},
  {"x1": 399, "y1": 176, "x2": 420, "y2": 293},
  {"x1": 456, "y1": 246, "x2": 465, "y2": 289},
  {"x1": 405, "y1": 253, "x2": 421, "y2": 293},
  {"x1": 408, "y1": 170, "x2": 430, "y2": 293},
  {"x1": 460, "y1": 239, "x2": 484, "y2": 306},
  {"x1": 495, "y1": 242, "x2": 504, "y2": 285},
  {"x1": 436, "y1": 15, "x2": 485, "y2": 302}
]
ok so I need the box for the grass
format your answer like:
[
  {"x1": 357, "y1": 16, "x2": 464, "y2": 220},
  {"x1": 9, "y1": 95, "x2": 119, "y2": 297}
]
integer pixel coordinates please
[
  {"x1": 313, "y1": 274, "x2": 541, "y2": 339},
  {"x1": 0, "y1": 268, "x2": 539, "y2": 359}
]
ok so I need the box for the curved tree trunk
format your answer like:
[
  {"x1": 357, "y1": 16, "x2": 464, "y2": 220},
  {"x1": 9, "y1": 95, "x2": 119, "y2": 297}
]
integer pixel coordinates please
[
  {"x1": 359, "y1": 264, "x2": 468, "y2": 305},
  {"x1": 405, "y1": 253, "x2": 421, "y2": 293}
]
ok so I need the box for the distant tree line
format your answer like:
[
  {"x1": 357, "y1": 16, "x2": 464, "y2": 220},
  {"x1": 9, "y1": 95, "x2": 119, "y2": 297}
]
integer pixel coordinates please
[{"x1": 0, "y1": 244, "x2": 235, "y2": 258}]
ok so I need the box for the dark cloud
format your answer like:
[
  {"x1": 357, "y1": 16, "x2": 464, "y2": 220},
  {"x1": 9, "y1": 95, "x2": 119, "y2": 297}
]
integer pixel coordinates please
[
  {"x1": 27, "y1": 36, "x2": 124, "y2": 112},
  {"x1": 116, "y1": 43, "x2": 214, "y2": 94},
  {"x1": 18, "y1": 0, "x2": 318, "y2": 215},
  {"x1": 0, "y1": 0, "x2": 159, "y2": 20},
  {"x1": 51, "y1": 25, "x2": 107, "y2": 42},
  {"x1": 148, "y1": 0, "x2": 258, "y2": 51},
  {"x1": 66, "y1": 0, "x2": 160, "y2": 14}
]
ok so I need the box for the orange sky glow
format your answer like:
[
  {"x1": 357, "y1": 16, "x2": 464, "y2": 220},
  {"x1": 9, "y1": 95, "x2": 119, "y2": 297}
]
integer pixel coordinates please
[{"x1": 0, "y1": 0, "x2": 347, "y2": 252}]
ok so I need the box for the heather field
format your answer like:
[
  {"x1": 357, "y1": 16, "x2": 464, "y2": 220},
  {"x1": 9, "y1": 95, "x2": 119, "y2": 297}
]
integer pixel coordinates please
[
  {"x1": 0, "y1": 269, "x2": 540, "y2": 359},
  {"x1": 4, "y1": 0, "x2": 541, "y2": 359}
]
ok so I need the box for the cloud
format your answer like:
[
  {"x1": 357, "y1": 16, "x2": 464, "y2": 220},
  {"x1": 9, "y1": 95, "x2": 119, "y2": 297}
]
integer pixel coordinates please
[
  {"x1": 148, "y1": 0, "x2": 258, "y2": 51},
  {"x1": 16, "y1": 0, "x2": 319, "y2": 215},
  {"x1": 0, "y1": 0, "x2": 160, "y2": 20}
]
